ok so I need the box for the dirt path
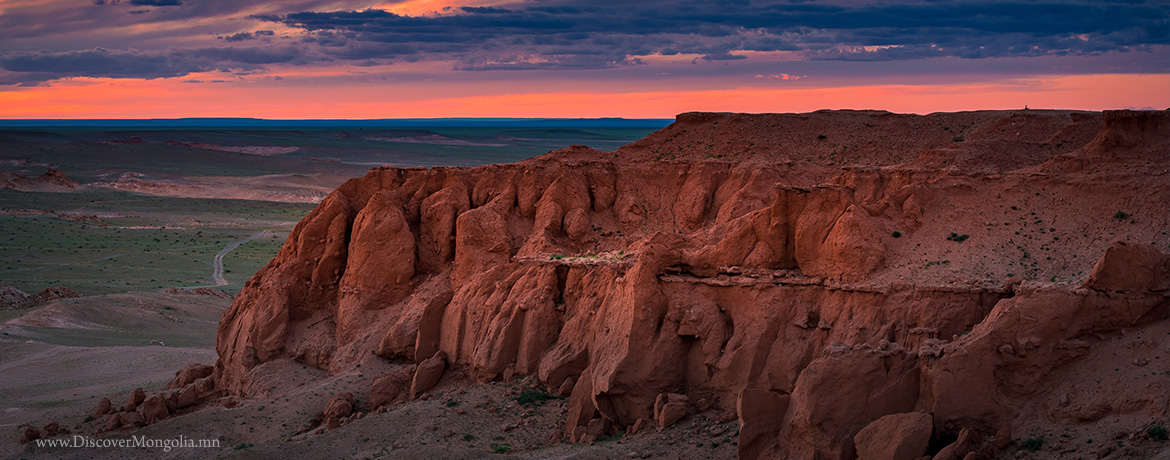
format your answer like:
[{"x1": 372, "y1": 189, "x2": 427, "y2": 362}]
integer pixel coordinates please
[{"x1": 212, "y1": 230, "x2": 270, "y2": 285}]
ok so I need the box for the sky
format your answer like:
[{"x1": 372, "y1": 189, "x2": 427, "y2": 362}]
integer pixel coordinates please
[{"x1": 0, "y1": 0, "x2": 1167, "y2": 118}]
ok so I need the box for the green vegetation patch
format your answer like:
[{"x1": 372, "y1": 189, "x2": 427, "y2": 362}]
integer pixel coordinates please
[
  {"x1": 946, "y1": 232, "x2": 970, "y2": 242},
  {"x1": 513, "y1": 389, "x2": 562, "y2": 407}
]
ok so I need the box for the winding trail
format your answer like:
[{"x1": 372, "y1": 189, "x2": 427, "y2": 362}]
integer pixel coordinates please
[{"x1": 212, "y1": 230, "x2": 271, "y2": 285}]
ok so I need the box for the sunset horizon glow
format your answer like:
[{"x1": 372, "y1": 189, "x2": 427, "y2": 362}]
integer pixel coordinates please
[{"x1": 1, "y1": 0, "x2": 1167, "y2": 119}]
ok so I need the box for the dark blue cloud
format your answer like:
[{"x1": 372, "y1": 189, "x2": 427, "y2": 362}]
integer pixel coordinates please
[
  {"x1": 1, "y1": 0, "x2": 1167, "y2": 83},
  {"x1": 221, "y1": 30, "x2": 275, "y2": 42},
  {"x1": 90, "y1": 0, "x2": 182, "y2": 5},
  {"x1": 254, "y1": 0, "x2": 1170, "y2": 69},
  {"x1": 129, "y1": 0, "x2": 182, "y2": 5},
  {"x1": 0, "y1": 46, "x2": 302, "y2": 83}
]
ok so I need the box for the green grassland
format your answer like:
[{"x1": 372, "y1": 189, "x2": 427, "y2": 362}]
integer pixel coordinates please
[
  {"x1": 1, "y1": 185, "x2": 310, "y2": 295},
  {"x1": 1, "y1": 214, "x2": 291, "y2": 295}
]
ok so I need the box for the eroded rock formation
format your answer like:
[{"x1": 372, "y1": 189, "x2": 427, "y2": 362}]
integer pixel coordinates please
[{"x1": 212, "y1": 110, "x2": 1170, "y2": 459}]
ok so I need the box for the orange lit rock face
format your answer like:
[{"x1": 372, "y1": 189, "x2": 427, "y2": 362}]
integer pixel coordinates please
[{"x1": 213, "y1": 110, "x2": 1170, "y2": 459}]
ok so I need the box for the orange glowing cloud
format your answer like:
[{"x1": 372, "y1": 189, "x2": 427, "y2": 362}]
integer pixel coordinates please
[{"x1": 372, "y1": 0, "x2": 509, "y2": 16}]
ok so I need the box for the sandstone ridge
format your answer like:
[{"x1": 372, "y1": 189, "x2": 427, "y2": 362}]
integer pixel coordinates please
[{"x1": 212, "y1": 110, "x2": 1170, "y2": 459}]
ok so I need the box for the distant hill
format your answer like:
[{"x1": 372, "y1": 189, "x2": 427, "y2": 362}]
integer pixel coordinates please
[{"x1": 0, "y1": 118, "x2": 674, "y2": 129}]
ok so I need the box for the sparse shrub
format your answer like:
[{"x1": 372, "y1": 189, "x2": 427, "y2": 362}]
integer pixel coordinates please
[
  {"x1": 1022, "y1": 436, "x2": 1044, "y2": 452},
  {"x1": 462, "y1": 433, "x2": 475, "y2": 441},
  {"x1": 1149, "y1": 425, "x2": 1168, "y2": 441},
  {"x1": 946, "y1": 232, "x2": 970, "y2": 242},
  {"x1": 892, "y1": 231, "x2": 902, "y2": 238},
  {"x1": 514, "y1": 389, "x2": 561, "y2": 407},
  {"x1": 953, "y1": 135, "x2": 965, "y2": 142},
  {"x1": 491, "y1": 443, "x2": 512, "y2": 454},
  {"x1": 1113, "y1": 211, "x2": 1130, "y2": 220},
  {"x1": 549, "y1": 254, "x2": 564, "y2": 260},
  {"x1": 446, "y1": 400, "x2": 459, "y2": 407},
  {"x1": 817, "y1": 134, "x2": 827, "y2": 140}
]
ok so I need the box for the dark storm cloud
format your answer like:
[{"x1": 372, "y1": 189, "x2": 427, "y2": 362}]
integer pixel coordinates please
[
  {"x1": 259, "y1": 0, "x2": 1169, "y2": 68},
  {"x1": 0, "y1": 46, "x2": 303, "y2": 83}
]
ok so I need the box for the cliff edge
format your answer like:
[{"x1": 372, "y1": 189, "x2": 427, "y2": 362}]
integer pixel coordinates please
[{"x1": 209, "y1": 109, "x2": 1169, "y2": 459}]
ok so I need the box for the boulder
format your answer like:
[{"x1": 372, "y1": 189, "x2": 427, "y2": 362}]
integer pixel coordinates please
[
  {"x1": 995, "y1": 424, "x2": 1012, "y2": 450},
  {"x1": 586, "y1": 418, "x2": 611, "y2": 438},
  {"x1": 564, "y1": 368, "x2": 597, "y2": 435},
  {"x1": 123, "y1": 387, "x2": 146, "y2": 412},
  {"x1": 19, "y1": 427, "x2": 40, "y2": 444},
  {"x1": 94, "y1": 397, "x2": 113, "y2": 417},
  {"x1": 370, "y1": 370, "x2": 410, "y2": 409},
  {"x1": 120, "y1": 411, "x2": 145, "y2": 428},
  {"x1": 323, "y1": 392, "x2": 354, "y2": 430},
  {"x1": 654, "y1": 393, "x2": 688, "y2": 428},
  {"x1": 737, "y1": 389, "x2": 790, "y2": 460},
  {"x1": 175, "y1": 385, "x2": 198, "y2": 409},
  {"x1": 627, "y1": 418, "x2": 651, "y2": 436},
  {"x1": 556, "y1": 377, "x2": 575, "y2": 397},
  {"x1": 193, "y1": 377, "x2": 215, "y2": 398},
  {"x1": 1082, "y1": 241, "x2": 1170, "y2": 292},
  {"x1": 853, "y1": 412, "x2": 933, "y2": 460},
  {"x1": 169, "y1": 364, "x2": 214, "y2": 389},
  {"x1": 103, "y1": 414, "x2": 123, "y2": 431},
  {"x1": 410, "y1": 351, "x2": 447, "y2": 399},
  {"x1": 142, "y1": 394, "x2": 169, "y2": 425}
]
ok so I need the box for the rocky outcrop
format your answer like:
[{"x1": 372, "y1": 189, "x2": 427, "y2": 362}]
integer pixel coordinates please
[
  {"x1": 2, "y1": 283, "x2": 83, "y2": 310},
  {"x1": 0, "y1": 283, "x2": 32, "y2": 310},
  {"x1": 210, "y1": 110, "x2": 1170, "y2": 459},
  {"x1": 0, "y1": 168, "x2": 78, "y2": 192},
  {"x1": 31, "y1": 285, "x2": 82, "y2": 304}
]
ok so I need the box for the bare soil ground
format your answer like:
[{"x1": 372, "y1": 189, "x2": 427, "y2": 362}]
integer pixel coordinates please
[{"x1": 0, "y1": 290, "x2": 226, "y2": 458}]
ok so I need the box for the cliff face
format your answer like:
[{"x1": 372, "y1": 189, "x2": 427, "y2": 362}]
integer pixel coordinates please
[{"x1": 213, "y1": 110, "x2": 1170, "y2": 459}]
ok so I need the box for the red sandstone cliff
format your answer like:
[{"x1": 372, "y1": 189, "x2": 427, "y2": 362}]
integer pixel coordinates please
[{"x1": 212, "y1": 110, "x2": 1169, "y2": 459}]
